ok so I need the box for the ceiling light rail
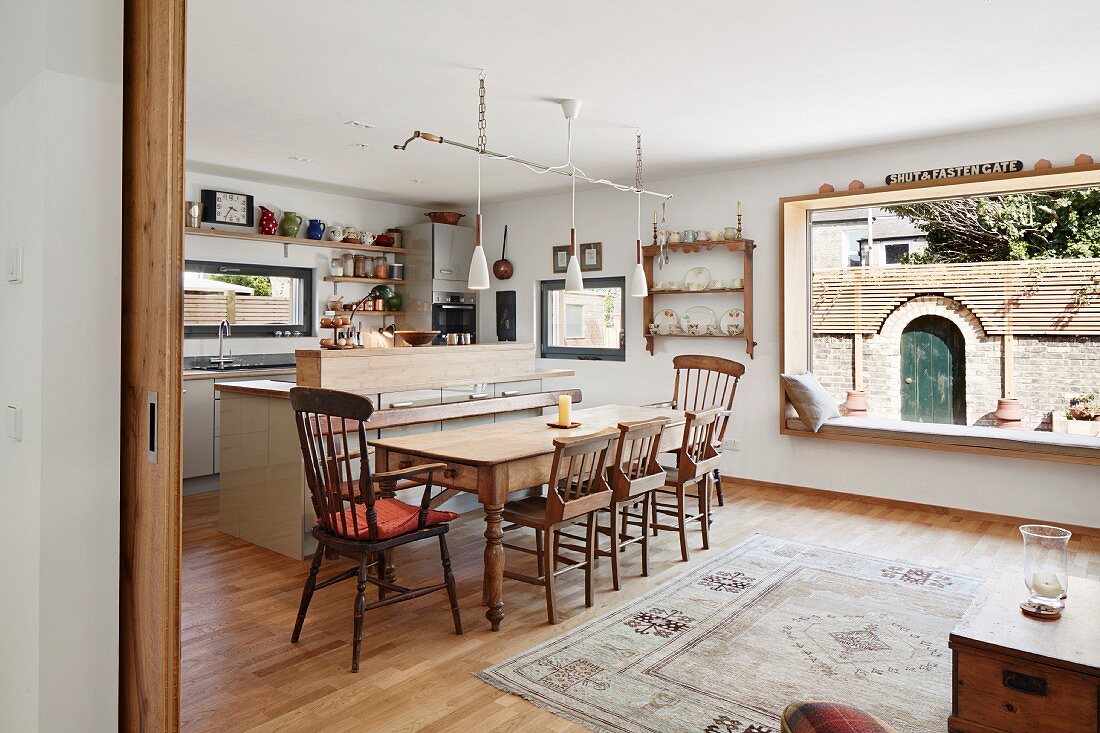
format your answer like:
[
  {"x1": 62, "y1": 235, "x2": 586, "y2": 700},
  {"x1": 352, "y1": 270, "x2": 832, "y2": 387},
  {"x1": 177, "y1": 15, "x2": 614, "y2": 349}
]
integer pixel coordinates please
[{"x1": 393, "y1": 129, "x2": 674, "y2": 201}]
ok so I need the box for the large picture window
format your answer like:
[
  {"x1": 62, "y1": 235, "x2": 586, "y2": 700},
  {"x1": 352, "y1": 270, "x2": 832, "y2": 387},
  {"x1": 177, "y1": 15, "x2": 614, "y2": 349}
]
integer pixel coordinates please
[
  {"x1": 782, "y1": 165, "x2": 1100, "y2": 464},
  {"x1": 184, "y1": 260, "x2": 313, "y2": 337},
  {"x1": 540, "y1": 277, "x2": 626, "y2": 360}
]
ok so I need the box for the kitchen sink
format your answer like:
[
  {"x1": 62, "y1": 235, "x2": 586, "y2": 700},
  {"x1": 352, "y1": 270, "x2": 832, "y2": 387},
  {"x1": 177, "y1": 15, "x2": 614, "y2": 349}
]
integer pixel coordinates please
[{"x1": 188, "y1": 363, "x2": 295, "y2": 372}]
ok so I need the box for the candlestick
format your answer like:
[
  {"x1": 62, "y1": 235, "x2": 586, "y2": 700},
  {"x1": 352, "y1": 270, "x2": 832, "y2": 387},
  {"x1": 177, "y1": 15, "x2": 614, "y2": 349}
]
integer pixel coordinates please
[
  {"x1": 557, "y1": 394, "x2": 572, "y2": 426},
  {"x1": 736, "y1": 202, "x2": 743, "y2": 239}
]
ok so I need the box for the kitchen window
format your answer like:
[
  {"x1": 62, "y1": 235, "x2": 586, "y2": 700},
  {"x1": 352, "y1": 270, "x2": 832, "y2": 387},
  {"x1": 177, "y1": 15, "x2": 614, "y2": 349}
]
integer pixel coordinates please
[
  {"x1": 540, "y1": 277, "x2": 626, "y2": 361},
  {"x1": 184, "y1": 260, "x2": 314, "y2": 337}
]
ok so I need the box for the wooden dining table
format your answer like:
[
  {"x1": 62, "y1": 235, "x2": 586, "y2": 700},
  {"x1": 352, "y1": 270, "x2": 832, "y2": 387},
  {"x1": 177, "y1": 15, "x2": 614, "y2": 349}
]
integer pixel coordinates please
[{"x1": 369, "y1": 404, "x2": 685, "y2": 630}]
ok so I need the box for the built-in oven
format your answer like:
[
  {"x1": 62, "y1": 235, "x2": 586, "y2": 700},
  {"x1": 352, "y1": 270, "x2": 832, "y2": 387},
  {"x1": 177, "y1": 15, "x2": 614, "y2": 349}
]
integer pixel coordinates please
[{"x1": 431, "y1": 291, "x2": 477, "y2": 345}]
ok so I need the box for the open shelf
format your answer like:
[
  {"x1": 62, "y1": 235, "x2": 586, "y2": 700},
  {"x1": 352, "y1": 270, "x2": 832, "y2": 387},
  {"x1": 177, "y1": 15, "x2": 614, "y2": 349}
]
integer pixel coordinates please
[
  {"x1": 348, "y1": 311, "x2": 404, "y2": 317},
  {"x1": 185, "y1": 226, "x2": 407, "y2": 254},
  {"x1": 641, "y1": 236, "x2": 756, "y2": 358},
  {"x1": 324, "y1": 276, "x2": 405, "y2": 285},
  {"x1": 650, "y1": 288, "x2": 744, "y2": 294}
]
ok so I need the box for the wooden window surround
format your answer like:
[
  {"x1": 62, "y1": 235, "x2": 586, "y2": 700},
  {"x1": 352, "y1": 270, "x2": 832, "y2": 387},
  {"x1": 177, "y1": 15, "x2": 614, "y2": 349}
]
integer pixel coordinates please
[{"x1": 780, "y1": 163, "x2": 1100, "y2": 466}]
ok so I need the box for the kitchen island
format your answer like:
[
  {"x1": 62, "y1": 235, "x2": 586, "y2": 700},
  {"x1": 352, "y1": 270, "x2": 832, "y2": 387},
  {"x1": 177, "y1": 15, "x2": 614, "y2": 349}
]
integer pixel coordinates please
[{"x1": 214, "y1": 343, "x2": 574, "y2": 559}]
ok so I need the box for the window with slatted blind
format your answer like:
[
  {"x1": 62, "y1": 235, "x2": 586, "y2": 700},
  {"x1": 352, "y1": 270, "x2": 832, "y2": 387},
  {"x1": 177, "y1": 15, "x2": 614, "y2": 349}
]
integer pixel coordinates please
[{"x1": 184, "y1": 260, "x2": 314, "y2": 337}]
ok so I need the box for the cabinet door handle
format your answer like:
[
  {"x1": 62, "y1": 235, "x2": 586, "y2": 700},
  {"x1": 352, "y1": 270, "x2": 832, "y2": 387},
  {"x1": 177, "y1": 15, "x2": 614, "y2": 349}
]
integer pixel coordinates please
[
  {"x1": 500, "y1": 390, "x2": 520, "y2": 397},
  {"x1": 389, "y1": 401, "x2": 413, "y2": 408},
  {"x1": 398, "y1": 461, "x2": 412, "y2": 469},
  {"x1": 468, "y1": 393, "x2": 490, "y2": 400},
  {"x1": 443, "y1": 468, "x2": 457, "y2": 478},
  {"x1": 147, "y1": 391, "x2": 158, "y2": 464}
]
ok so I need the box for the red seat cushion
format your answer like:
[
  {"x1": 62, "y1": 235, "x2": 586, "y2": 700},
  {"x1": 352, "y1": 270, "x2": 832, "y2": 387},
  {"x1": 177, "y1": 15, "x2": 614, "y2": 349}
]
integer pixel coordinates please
[
  {"x1": 780, "y1": 702, "x2": 896, "y2": 733},
  {"x1": 327, "y1": 499, "x2": 459, "y2": 540}
]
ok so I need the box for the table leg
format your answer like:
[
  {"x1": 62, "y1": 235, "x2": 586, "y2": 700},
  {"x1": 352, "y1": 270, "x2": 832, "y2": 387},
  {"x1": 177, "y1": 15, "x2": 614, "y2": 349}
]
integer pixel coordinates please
[{"x1": 483, "y1": 503, "x2": 505, "y2": 631}]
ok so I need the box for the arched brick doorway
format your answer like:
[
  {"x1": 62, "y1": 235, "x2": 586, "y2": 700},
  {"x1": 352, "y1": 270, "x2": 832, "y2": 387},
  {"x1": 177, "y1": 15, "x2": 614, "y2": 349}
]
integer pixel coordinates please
[{"x1": 901, "y1": 315, "x2": 966, "y2": 424}]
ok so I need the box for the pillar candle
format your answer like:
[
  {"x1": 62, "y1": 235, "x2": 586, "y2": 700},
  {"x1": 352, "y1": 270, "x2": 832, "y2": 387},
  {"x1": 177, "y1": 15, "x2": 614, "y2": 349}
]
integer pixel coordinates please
[
  {"x1": 1031, "y1": 570, "x2": 1063, "y2": 598},
  {"x1": 557, "y1": 394, "x2": 572, "y2": 426}
]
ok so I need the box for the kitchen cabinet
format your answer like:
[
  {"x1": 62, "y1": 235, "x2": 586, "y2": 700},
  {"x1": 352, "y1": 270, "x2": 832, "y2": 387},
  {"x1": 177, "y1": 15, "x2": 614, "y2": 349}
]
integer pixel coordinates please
[
  {"x1": 493, "y1": 379, "x2": 544, "y2": 422},
  {"x1": 183, "y1": 379, "x2": 216, "y2": 478}
]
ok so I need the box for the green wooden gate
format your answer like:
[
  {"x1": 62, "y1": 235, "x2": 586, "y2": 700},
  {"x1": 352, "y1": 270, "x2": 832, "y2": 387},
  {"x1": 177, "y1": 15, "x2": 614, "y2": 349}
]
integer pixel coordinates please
[{"x1": 900, "y1": 315, "x2": 966, "y2": 424}]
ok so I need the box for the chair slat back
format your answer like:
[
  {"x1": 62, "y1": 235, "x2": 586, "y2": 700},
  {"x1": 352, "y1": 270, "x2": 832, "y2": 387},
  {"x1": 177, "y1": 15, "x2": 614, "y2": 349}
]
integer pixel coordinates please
[
  {"x1": 610, "y1": 418, "x2": 669, "y2": 502},
  {"x1": 546, "y1": 427, "x2": 617, "y2": 524},
  {"x1": 290, "y1": 387, "x2": 378, "y2": 540},
  {"x1": 670, "y1": 355, "x2": 745, "y2": 442},
  {"x1": 676, "y1": 407, "x2": 722, "y2": 484}
]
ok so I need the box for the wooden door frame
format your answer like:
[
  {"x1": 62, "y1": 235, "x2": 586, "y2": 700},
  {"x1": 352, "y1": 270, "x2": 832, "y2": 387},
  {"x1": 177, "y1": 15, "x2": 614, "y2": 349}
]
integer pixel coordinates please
[{"x1": 120, "y1": 0, "x2": 186, "y2": 730}]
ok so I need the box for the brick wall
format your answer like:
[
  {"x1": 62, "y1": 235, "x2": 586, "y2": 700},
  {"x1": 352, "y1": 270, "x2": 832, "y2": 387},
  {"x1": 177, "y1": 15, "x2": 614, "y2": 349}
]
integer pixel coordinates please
[{"x1": 808, "y1": 296, "x2": 1100, "y2": 429}]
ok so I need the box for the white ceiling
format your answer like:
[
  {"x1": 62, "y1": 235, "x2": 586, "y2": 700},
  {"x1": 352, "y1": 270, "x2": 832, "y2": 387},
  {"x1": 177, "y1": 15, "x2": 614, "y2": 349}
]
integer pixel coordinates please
[{"x1": 186, "y1": 0, "x2": 1100, "y2": 207}]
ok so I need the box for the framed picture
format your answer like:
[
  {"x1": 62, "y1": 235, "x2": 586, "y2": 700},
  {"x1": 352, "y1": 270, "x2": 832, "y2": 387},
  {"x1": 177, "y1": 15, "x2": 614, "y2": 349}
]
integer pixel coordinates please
[
  {"x1": 496, "y1": 290, "x2": 517, "y2": 342},
  {"x1": 552, "y1": 245, "x2": 570, "y2": 273},
  {"x1": 579, "y1": 241, "x2": 602, "y2": 271},
  {"x1": 200, "y1": 188, "x2": 255, "y2": 227}
]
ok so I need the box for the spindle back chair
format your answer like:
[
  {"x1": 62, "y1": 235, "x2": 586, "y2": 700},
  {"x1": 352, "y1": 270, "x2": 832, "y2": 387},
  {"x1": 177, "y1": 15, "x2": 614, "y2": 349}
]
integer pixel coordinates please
[{"x1": 652, "y1": 408, "x2": 722, "y2": 562}]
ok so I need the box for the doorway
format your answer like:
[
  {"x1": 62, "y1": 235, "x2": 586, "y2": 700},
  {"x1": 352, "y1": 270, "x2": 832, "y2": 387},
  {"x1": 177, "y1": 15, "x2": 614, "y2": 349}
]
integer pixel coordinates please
[{"x1": 901, "y1": 315, "x2": 966, "y2": 424}]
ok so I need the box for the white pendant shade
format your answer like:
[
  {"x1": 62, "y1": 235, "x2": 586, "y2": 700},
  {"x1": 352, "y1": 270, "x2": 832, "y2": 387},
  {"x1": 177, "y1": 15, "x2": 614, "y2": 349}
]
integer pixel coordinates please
[
  {"x1": 565, "y1": 254, "x2": 584, "y2": 292},
  {"x1": 468, "y1": 244, "x2": 490, "y2": 290},
  {"x1": 630, "y1": 262, "x2": 648, "y2": 297}
]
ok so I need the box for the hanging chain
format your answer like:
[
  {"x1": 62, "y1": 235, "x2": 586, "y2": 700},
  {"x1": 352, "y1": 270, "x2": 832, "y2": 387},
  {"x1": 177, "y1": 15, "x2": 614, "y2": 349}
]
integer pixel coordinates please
[
  {"x1": 635, "y1": 132, "x2": 643, "y2": 191},
  {"x1": 477, "y1": 73, "x2": 487, "y2": 154}
]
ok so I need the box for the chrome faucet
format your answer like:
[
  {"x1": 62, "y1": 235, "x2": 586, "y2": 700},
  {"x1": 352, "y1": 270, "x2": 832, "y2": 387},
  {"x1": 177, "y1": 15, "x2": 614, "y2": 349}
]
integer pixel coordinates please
[{"x1": 212, "y1": 319, "x2": 233, "y2": 368}]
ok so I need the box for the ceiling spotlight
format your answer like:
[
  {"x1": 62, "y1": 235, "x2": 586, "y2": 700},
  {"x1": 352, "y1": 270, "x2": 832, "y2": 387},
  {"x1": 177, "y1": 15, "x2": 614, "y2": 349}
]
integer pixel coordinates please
[
  {"x1": 288, "y1": 155, "x2": 312, "y2": 162},
  {"x1": 344, "y1": 120, "x2": 377, "y2": 129},
  {"x1": 349, "y1": 143, "x2": 371, "y2": 150},
  {"x1": 410, "y1": 179, "x2": 429, "y2": 184}
]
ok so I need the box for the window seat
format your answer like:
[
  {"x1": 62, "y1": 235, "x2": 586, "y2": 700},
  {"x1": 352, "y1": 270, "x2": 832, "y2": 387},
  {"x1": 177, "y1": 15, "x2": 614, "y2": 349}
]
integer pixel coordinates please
[{"x1": 784, "y1": 416, "x2": 1100, "y2": 461}]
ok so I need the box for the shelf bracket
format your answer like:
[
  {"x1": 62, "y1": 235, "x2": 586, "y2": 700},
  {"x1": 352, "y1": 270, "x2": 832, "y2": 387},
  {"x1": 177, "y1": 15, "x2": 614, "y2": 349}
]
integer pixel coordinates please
[{"x1": 284, "y1": 242, "x2": 290, "y2": 259}]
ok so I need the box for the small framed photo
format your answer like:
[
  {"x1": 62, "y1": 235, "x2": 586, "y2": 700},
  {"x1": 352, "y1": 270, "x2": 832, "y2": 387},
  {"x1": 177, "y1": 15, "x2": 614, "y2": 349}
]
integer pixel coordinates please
[
  {"x1": 552, "y1": 245, "x2": 570, "y2": 273},
  {"x1": 579, "y1": 241, "x2": 602, "y2": 272}
]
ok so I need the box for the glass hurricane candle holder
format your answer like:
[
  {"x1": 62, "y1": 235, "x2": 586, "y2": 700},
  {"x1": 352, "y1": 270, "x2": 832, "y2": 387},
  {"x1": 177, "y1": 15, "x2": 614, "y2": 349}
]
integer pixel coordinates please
[{"x1": 1020, "y1": 524, "x2": 1071, "y2": 612}]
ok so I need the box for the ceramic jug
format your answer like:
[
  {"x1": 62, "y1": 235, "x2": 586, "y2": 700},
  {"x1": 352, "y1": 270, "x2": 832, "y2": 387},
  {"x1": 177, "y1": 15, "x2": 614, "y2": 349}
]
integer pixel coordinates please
[
  {"x1": 258, "y1": 206, "x2": 278, "y2": 235},
  {"x1": 328, "y1": 225, "x2": 345, "y2": 242},
  {"x1": 306, "y1": 219, "x2": 325, "y2": 240},
  {"x1": 279, "y1": 211, "x2": 303, "y2": 237}
]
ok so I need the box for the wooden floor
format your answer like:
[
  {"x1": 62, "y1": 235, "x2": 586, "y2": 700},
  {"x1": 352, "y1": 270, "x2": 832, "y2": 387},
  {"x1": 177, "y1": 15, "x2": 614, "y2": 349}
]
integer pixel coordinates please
[{"x1": 182, "y1": 482, "x2": 1100, "y2": 732}]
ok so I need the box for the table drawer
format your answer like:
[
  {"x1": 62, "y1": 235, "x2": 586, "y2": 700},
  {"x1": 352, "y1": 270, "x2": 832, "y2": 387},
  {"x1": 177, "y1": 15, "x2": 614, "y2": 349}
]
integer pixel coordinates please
[
  {"x1": 953, "y1": 647, "x2": 1098, "y2": 732},
  {"x1": 385, "y1": 452, "x2": 478, "y2": 492}
]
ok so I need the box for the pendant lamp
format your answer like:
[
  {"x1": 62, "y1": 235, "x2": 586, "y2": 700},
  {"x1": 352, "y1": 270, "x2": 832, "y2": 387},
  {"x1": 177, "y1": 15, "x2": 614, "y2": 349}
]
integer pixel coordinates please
[{"x1": 467, "y1": 74, "x2": 490, "y2": 290}]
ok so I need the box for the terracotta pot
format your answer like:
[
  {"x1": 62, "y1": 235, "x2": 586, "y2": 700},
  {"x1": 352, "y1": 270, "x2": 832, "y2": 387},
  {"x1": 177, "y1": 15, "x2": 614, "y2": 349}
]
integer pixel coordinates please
[
  {"x1": 425, "y1": 211, "x2": 465, "y2": 225},
  {"x1": 995, "y1": 397, "x2": 1024, "y2": 429},
  {"x1": 842, "y1": 390, "x2": 868, "y2": 417}
]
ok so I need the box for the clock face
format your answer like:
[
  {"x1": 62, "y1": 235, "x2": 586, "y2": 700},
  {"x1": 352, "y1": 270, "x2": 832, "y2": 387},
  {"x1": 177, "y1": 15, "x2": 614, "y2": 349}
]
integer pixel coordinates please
[{"x1": 216, "y1": 192, "x2": 249, "y2": 225}]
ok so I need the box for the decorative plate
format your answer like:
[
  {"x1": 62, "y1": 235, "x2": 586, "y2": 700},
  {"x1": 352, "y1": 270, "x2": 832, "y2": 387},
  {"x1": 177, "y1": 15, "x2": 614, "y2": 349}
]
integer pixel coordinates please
[
  {"x1": 680, "y1": 306, "x2": 717, "y2": 335},
  {"x1": 653, "y1": 308, "x2": 679, "y2": 335},
  {"x1": 720, "y1": 308, "x2": 745, "y2": 336},
  {"x1": 684, "y1": 266, "x2": 711, "y2": 292}
]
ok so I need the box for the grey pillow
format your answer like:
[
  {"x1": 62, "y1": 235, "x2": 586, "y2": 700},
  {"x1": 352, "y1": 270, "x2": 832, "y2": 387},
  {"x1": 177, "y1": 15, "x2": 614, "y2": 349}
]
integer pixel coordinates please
[{"x1": 781, "y1": 372, "x2": 840, "y2": 432}]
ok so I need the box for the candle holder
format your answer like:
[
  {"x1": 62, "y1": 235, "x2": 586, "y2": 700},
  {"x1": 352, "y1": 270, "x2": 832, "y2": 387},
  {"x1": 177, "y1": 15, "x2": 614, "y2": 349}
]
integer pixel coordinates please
[{"x1": 1019, "y1": 524, "x2": 1071, "y2": 618}]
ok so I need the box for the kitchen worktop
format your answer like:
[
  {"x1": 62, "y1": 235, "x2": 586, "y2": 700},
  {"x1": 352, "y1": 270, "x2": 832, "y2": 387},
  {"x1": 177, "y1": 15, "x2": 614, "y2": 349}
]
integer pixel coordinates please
[
  {"x1": 294, "y1": 342, "x2": 535, "y2": 358},
  {"x1": 183, "y1": 366, "x2": 296, "y2": 381},
  {"x1": 213, "y1": 368, "x2": 575, "y2": 398}
]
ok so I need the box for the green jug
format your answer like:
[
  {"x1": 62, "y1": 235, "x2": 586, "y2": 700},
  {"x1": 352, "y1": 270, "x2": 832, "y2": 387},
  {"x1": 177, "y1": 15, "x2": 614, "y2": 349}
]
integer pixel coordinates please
[{"x1": 279, "y1": 211, "x2": 302, "y2": 237}]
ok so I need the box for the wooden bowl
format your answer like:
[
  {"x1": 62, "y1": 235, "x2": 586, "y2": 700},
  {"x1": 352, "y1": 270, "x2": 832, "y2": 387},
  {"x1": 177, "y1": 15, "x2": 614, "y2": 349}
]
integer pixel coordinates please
[
  {"x1": 425, "y1": 211, "x2": 465, "y2": 225},
  {"x1": 395, "y1": 330, "x2": 440, "y2": 347}
]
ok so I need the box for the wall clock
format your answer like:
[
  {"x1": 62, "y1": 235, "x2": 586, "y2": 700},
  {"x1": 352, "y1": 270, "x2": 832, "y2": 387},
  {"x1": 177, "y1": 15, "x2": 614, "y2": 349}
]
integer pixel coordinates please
[{"x1": 200, "y1": 189, "x2": 255, "y2": 227}]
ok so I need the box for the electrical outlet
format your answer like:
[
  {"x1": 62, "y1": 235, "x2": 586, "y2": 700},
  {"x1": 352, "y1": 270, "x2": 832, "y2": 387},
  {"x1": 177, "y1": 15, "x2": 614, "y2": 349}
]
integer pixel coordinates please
[{"x1": 723, "y1": 438, "x2": 740, "y2": 451}]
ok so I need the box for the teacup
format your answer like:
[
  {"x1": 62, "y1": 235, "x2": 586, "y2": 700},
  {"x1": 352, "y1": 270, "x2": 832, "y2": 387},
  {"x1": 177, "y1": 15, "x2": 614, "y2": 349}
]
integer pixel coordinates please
[
  {"x1": 725, "y1": 323, "x2": 743, "y2": 336},
  {"x1": 682, "y1": 230, "x2": 697, "y2": 243},
  {"x1": 669, "y1": 231, "x2": 683, "y2": 243},
  {"x1": 708, "y1": 279, "x2": 724, "y2": 290},
  {"x1": 669, "y1": 323, "x2": 684, "y2": 335},
  {"x1": 684, "y1": 323, "x2": 700, "y2": 336},
  {"x1": 729, "y1": 277, "x2": 744, "y2": 289},
  {"x1": 710, "y1": 229, "x2": 724, "y2": 242},
  {"x1": 697, "y1": 230, "x2": 710, "y2": 241},
  {"x1": 706, "y1": 325, "x2": 722, "y2": 336},
  {"x1": 724, "y1": 226, "x2": 737, "y2": 240},
  {"x1": 647, "y1": 323, "x2": 659, "y2": 335}
]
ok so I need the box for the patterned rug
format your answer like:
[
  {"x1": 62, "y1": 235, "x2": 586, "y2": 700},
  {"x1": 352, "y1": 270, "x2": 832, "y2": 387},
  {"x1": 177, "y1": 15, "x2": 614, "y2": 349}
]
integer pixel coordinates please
[{"x1": 478, "y1": 534, "x2": 981, "y2": 732}]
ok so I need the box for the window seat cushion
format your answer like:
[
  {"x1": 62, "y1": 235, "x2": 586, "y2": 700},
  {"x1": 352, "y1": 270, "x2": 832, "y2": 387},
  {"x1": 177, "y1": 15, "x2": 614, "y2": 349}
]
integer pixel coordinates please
[
  {"x1": 784, "y1": 416, "x2": 1100, "y2": 459},
  {"x1": 328, "y1": 499, "x2": 459, "y2": 540}
]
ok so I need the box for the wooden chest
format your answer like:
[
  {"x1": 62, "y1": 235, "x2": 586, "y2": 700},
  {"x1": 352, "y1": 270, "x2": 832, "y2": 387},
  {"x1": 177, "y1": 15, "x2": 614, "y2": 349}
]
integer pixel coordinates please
[{"x1": 949, "y1": 572, "x2": 1099, "y2": 732}]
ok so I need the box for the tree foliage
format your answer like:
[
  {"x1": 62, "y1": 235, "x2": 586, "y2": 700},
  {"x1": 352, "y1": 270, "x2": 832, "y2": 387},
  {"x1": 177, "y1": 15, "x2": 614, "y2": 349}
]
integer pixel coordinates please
[
  {"x1": 887, "y1": 187, "x2": 1100, "y2": 263},
  {"x1": 208, "y1": 274, "x2": 272, "y2": 296}
]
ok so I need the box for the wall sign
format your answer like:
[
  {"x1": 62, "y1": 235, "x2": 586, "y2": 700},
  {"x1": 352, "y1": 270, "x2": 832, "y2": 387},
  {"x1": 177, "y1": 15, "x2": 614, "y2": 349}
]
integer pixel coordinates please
[{"x1": 885, "y1": 160, "x2": 1023, "y2": 186}]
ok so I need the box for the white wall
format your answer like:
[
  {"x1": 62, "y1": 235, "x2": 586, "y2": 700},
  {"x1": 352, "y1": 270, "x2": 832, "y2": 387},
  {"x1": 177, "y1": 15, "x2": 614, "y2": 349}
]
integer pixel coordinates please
[
  {"x1": 478, "y1": 115, "x2": 1100, "y2": 529},
  {"x1": 184, "y1": 172, "x2": 427, "y2": 357},
  {"x1": 0, "y1": 1, "x2": 122, "y2": 730}
]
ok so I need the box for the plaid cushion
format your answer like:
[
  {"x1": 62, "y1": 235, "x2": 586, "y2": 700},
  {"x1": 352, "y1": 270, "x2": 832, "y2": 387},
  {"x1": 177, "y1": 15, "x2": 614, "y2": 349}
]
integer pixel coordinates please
[{"x1": 780, "y1": 701, "x2": 896, "y2": 733}]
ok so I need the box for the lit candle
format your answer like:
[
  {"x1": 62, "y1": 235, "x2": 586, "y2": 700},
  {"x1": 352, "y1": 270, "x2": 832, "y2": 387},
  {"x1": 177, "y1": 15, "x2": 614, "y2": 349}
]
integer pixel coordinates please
[
  {"x1": 737, "y1": 200, "x2": 742, "y2": 216},
  {"x1": 557, "y1": 394, "x2": 572, "y2": 426},
  {"x1": 1031, "y1": 570, "x2": 1063, "y2": 598}
]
